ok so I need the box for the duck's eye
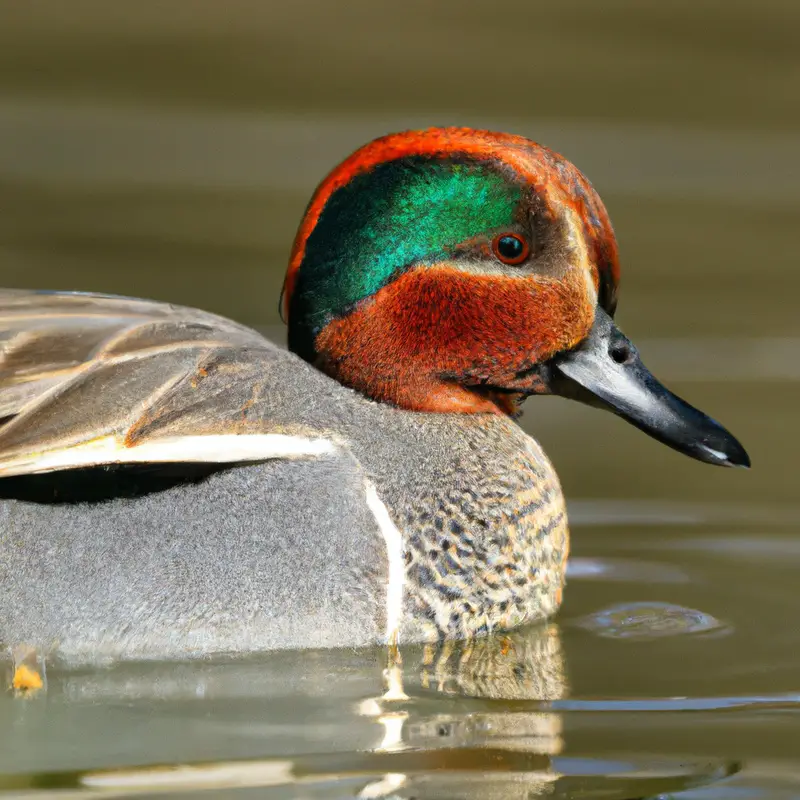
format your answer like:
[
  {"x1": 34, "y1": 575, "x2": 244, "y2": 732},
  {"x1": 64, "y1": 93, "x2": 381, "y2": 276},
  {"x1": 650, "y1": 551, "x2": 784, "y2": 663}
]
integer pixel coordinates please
[{"x1": 491, "y1": 233, "x2": 530, "y2": 265}]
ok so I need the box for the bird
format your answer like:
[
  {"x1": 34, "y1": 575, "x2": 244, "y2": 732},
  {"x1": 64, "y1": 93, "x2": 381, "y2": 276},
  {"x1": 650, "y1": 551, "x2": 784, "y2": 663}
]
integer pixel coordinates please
[{"x1": 0, "y1": 127, "x2": 748, "y2": 673}]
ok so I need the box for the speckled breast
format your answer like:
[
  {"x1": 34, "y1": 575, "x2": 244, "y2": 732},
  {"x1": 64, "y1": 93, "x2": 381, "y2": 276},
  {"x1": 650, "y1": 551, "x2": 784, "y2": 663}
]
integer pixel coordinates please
[{"x1": 349, "y1": 411, "x2": 570, "y2": 643}]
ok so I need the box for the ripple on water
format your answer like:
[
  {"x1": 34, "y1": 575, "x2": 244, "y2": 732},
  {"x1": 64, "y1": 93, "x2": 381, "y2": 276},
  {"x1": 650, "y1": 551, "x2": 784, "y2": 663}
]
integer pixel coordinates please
[{"x1": 571, "y1": 601, "x2": 730, "y2": 640}]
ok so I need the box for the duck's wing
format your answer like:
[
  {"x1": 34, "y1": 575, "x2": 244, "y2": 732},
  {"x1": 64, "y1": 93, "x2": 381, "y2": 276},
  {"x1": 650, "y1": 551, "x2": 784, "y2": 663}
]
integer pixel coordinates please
[{"x1": 0, "y1": 290, "x2": 334, "y2": 477}]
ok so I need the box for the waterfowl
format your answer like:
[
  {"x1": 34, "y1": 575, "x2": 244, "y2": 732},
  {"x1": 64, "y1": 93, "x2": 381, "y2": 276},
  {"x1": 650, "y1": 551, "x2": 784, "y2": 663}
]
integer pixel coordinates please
[{"x1": 0, "y1": 128, "x2": 748, "y2": 666}]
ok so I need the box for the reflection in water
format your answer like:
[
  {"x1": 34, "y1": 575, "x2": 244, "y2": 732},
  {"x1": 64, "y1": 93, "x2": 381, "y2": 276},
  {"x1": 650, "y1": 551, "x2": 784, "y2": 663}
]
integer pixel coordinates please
[
  {"x1": 416, "y1": 624, "x2": 565, "y2": 702},
  {"x1": 0, "y1": 627, "x2": 744, "y2": 799},
  {"x1": 361, "y1": 629, "x2": 564, "y2": 798}
]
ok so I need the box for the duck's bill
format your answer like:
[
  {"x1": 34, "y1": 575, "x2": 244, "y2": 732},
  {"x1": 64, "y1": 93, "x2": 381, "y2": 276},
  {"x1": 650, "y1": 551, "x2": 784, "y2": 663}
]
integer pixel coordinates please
[{"x1": 547, "y1": 309, "x2": 750, "y2": 468}]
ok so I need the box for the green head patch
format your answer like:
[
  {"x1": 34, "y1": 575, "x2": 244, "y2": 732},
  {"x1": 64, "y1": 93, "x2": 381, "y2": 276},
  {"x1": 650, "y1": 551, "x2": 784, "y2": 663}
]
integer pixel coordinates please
[{"x1": 288, "y1": 155, "x2": 523, "y2": 358}]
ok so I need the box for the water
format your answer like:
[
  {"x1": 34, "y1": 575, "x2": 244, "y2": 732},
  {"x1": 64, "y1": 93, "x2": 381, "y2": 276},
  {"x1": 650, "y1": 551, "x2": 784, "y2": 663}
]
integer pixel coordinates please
[{"x1": 0, "y1": 1, "x2": 799, "y2": 796}]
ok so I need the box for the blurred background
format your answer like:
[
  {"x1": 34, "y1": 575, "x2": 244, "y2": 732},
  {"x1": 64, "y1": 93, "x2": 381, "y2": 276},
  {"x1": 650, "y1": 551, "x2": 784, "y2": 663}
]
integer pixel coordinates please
[
  {"x1": 1, "y1": 2, "x2": 800, "y2": 796},
  {"x1": 1, "y1": 0, "x2": 797, "y2": 511}
]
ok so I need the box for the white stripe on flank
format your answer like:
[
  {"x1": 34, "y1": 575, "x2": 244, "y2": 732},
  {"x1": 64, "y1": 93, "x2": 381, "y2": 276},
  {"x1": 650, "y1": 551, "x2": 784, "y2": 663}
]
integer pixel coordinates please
[
  {"x1": 0, "y1": 433, "x2": 337, "y2": 477},
  {"x1": 364, "y1": 480, "x2": 405, "y2": 646}
]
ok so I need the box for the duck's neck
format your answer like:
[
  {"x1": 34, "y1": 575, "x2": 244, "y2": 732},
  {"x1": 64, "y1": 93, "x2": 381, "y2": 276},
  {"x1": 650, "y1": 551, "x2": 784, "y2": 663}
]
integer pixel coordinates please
[
  {"x1": 321, "y1": 352, "x2": 521, "y2": 415},
  {"x1": 312, "y1": 312, "x2": 523, "y2": 416}
]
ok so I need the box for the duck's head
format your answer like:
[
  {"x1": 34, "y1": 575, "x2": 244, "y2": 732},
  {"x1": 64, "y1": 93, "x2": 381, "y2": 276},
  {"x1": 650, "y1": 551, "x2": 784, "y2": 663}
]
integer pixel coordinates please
[{"x1": 283, "y1": 127, "x2": 748, "y2": 467}]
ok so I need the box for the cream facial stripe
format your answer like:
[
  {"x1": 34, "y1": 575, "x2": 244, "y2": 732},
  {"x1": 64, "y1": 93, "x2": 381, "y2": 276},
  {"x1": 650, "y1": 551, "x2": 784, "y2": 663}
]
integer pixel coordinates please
[{"x1": 564, "y1": 205, "x2": 598, "y2": 306}]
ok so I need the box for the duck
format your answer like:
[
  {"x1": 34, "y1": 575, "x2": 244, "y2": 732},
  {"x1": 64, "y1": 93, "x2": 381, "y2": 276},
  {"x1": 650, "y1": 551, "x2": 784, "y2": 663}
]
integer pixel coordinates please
[{"x1": 0, "y1": 127, "x2": 748, "y2": 670}]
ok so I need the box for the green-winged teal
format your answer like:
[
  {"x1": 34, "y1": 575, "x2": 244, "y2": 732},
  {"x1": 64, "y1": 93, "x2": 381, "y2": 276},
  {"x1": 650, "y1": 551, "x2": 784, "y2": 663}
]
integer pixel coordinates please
[{"x1": 0, "y1": 128, "x2": 748, "y2": 668}]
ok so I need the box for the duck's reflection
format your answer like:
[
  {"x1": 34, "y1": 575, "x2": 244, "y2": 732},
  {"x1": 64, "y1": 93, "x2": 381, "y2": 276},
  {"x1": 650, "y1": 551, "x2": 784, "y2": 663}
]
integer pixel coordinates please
[
  {"x1": 359, "y1": 624, "x2": 565, "y2": 798},
  {"x1": 6, "y1": 625, "x2": 566, "y2": 799},
  {"x1": 418, "y1": 623, "x2": 565, "y2": 701}
]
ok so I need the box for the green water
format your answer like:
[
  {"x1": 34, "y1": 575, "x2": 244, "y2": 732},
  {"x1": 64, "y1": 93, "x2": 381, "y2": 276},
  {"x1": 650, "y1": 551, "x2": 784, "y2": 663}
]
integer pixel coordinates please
[{"x1": 1, "y1": 1, "x2": 799, "y2": 797}]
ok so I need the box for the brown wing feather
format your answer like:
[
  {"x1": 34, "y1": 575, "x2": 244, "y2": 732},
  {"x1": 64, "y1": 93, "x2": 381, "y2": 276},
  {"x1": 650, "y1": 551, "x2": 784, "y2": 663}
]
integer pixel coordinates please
[{"x1": 0, "y1": 290, "x2": 298, "y2": 476}]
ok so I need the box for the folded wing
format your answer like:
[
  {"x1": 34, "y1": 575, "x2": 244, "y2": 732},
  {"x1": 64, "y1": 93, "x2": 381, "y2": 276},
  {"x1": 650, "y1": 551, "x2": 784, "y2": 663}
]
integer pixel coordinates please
[{"x1": 0, "y1": 290, "x2": 331, "y2": 477}]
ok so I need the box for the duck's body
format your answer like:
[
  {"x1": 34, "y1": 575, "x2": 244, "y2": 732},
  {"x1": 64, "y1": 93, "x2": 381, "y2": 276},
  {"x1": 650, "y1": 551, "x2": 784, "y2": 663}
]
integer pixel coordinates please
[
  {"x1": 0, "y1": 291, "x2": 565, "y2": 663},
  {"x1": 0, "y1": 128, "x2": 746, "y2": 668}
]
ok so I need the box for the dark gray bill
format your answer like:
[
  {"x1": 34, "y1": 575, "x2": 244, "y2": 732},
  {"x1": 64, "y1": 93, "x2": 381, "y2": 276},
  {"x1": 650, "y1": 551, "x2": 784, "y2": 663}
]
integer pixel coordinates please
[{"x1": 548, "y1": 309, "x2": 750, "y2": 468}]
